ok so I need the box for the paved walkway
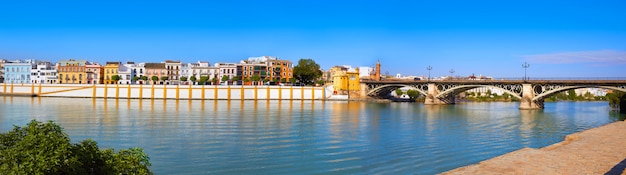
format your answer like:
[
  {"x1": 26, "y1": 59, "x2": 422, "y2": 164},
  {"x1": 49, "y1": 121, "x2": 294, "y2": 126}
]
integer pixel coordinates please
[{"x1": 443, "y1": 120, "x2": 626, "y2": 175}]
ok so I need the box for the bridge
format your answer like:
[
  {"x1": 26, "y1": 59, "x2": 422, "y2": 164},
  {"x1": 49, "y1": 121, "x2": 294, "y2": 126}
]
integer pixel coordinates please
[{"x1": 360, "y1": 80, "x2": 626, "y2": 109}]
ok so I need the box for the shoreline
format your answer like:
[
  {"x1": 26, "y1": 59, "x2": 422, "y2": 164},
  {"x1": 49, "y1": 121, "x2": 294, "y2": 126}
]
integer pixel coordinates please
[{"x1": 442, "y1": 120, "x2": 626, "y2": 174}]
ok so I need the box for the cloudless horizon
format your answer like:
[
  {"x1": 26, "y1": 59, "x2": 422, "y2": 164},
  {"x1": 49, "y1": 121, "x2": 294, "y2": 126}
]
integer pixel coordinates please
[{"x1": 1, "y1": 0, "x2": 625, "y2": 78}]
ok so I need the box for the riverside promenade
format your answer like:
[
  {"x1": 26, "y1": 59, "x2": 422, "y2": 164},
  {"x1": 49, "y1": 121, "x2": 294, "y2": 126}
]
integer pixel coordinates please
[{"x1": 443, "y1": 120, "x2": 626, "y2": 175}]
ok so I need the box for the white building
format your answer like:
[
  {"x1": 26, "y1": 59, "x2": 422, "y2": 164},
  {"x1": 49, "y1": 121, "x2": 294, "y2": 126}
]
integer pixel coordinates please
[
  {"x1": 117, "y1": 62, "x2": 135, "y2": 85},
  {"x1": 190, "y1": 61, "x2": 219, "y2": 85},
  {"x1": 31, "y1": 61, "x2": 57, "y2": 84},
  {"x1": 358, "y1": 66, "x2": 373, "y2": 78},
  {"x1": 215, "y1": 62, "x2": 237, "y2": 84},
  {"x1": 133, "y1": 63, "x2": 147, "y2": 84},
  {"x1": 466, "y1": 87, "x2": 504, "y2": 96},
  {"x1": 179, "y1": 63, "x2": 190, "y2": 84}
]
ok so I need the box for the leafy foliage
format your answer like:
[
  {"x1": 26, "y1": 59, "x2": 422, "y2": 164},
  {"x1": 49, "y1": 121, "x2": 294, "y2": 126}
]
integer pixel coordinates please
[
  {"x1": 293, "y1": 58, "x2": 322, "y2": 85},
  {"x1": 199, "y1": 76, "x2": 209, "y2": 85},
  {"x1": 606, "y1": 91, "x2": 625, "y2": 109},
  {"x1": 0, "y1": 120, "x2": 152, "y2": 175},
  {"x1": 132, "y1": 76, "x2": 140, "y2": 82},
  {"x1": 140, "y1": 76, "x2": 148, "y2": 81},
  {"x1": 160, "y1": 76, "x2": 169, "y2": 81},
  {"x1": 189, "y1": 76, "x2": 197, "y2": 82},
  {"x1": 406, "y1": 90, "x2": 421, "y2": 99},
  {"x1": 111, "y1": 75, "x2": 121, "y2": 83},
  {"x1": 180, "y1": 76, "x2": 188, "y2": 82},
  {"x1": 151, "y1": 76, "x2": 159, "y2": 83}
]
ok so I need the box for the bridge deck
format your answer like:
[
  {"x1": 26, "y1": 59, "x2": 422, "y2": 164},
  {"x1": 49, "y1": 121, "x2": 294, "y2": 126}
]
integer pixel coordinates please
[{"x1": 362, "y1": 80, "x2": 626, "y2": 84}]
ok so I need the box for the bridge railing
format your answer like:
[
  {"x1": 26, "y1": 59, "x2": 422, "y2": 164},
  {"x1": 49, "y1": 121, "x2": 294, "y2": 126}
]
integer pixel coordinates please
[{"x1": 492, "y1": 77, "x2": 626, "y2": 81}]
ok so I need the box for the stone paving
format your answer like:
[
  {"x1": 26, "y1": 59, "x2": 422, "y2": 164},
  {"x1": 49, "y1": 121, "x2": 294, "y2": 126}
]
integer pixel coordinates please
[{"x1": 443, "y1": 120, "x2": 626, "y2": 175}]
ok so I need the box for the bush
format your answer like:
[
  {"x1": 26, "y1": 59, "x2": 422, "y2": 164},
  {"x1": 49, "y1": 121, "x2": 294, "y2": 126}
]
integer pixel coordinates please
[{"x1": 0, "y1": 120, "x2": 152, "y2": 175}]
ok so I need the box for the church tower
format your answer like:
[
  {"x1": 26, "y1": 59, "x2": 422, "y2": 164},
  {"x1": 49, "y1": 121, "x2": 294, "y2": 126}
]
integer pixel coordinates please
[{"x1": 375, "y1": 59, "x2": 381, "y2": 81}]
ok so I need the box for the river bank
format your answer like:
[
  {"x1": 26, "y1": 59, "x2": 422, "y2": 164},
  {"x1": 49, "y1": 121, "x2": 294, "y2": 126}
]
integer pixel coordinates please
[{"x1": 442, "y1": 120, "x2": 626, "y2": 175}]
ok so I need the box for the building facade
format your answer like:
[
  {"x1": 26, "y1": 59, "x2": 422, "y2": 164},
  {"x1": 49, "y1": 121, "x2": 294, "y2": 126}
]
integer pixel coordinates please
[
  {"x1": 117, "y1": 62, "x2": 136, "y2": 85},
  {"x1": 3, "y1": 61, "x2": 34, "y2": 84},
  {"x1": 215, "y1": 63, "x2": 237, "y2": 84},
  {"x1": 266, "y1": 58, "x2": 293, "y2": 83},
  {"x1": 85, "y1": 64, "x2": 103, "y2": 84},
  {"x1": 144, "y1": 63, "x2": 166, "y2": 85},
  {"x1": 189, "y1": 62, "x2": 218, "y2": 85},
  {"x1": 332, "y1": 68, "x2": 360, "y2": 93},
  {"x1": 31, "y1": 61, "x2": 57, "y2": 84},
  {"x1": 0, "y1": 59, "x2": 6, "y2": 83},
  {"x1": 103, "y1": 62, "x2": 121, "y2": 84},
  {"x1": 57, "y1": 60, "x2": 89, "y2": 84},
  {"x1": 165, "y1": 60, "x2": 181, "y2": 84}
]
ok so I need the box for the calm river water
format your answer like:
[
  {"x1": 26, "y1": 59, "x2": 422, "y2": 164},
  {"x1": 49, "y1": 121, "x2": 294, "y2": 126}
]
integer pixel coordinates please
[{"x1": 1, "y1": 97, "x2": 624, "y2": 174}]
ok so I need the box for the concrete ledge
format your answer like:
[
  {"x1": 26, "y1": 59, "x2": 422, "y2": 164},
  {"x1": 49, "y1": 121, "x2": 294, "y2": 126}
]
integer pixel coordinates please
[{"x1": 442, "y1": 121, "x2": 626, "y2": 175}]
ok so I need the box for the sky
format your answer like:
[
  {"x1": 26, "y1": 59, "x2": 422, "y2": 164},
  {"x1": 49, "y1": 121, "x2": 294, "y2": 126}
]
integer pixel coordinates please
[{"x1": 1, "y1": 0, "x2": 625, "y2": 78}]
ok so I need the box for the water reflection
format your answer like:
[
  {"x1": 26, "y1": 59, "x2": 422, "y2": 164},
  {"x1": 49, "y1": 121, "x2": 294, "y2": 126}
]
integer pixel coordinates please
[{"x1": 0, "y1": 98, "x2": 622, "y2": 174}]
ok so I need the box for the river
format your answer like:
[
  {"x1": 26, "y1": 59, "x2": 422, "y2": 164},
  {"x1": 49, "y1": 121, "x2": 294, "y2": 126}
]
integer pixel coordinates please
[{"x1": 1, "y1": 97, "x2": 624, "y2": 174}]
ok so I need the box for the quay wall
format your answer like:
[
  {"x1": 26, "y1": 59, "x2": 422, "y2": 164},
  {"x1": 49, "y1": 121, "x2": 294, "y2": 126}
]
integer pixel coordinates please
[{"x1": 0, "y1": 83, "x2": 331, "y2": 100}]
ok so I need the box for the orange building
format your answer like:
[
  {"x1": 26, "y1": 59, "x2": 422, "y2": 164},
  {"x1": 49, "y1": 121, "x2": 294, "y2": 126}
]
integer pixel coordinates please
[{"x1": 266, "y1": 59, "x2": 293, "y2": 82}]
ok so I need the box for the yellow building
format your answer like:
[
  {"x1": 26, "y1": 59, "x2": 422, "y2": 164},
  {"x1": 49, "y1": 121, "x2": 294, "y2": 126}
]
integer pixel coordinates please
[
  {"x1": 333, "y1": 68, "x2": 360, "y2": 92},
  {"x1": 57, "y1": 59, "x2": 89, "y2": 84},
  {"x1": 103, "y1": 62, "x2": 121, "y2": 84}
]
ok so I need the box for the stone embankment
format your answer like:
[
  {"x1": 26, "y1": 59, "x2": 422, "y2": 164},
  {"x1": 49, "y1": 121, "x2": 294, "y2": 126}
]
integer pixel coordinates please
[{"x1": 443, "y1": 120, "x2": 626, "y2": 175}]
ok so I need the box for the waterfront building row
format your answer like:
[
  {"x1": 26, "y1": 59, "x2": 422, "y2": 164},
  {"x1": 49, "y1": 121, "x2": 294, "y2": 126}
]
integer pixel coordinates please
[{"x1": 0, "y1": 56, "x2": 294, "y2": 85}]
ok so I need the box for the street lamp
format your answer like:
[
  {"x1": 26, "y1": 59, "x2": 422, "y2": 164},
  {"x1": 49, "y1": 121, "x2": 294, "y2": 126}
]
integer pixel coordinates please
[
  {"x1": 427, "y1": 66, "x2": 432, "y2": 81},
  {"x1": 449, "y1": 69, "x2": 455, "y2": 79},
  {"x1": 522, "y1": 62, "x2": 530, "y2": 81}
]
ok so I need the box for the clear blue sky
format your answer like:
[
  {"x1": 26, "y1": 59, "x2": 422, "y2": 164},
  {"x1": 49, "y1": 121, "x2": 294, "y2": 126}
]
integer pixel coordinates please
[{"x1": 1, "y1": 0, "x2": 625, "y2": 78}]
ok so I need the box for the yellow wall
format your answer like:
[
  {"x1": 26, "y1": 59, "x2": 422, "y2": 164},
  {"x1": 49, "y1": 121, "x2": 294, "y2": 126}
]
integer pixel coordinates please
[
  {"x1": 103, "y1": 64, "x2": 119, "y2": 84},
  {"x1": 57, "y1": 64, "x2": 87, "y2": 84},
  {"x1": 333, "y1": 71, "x2": 360, "y2": 91}
]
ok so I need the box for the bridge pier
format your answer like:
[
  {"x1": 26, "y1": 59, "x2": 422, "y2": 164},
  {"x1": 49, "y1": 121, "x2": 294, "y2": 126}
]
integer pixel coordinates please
[
  {"x1": 519, "y1": 83, "x2": 544, "y2": 110},
  {"x1": 424, "y1": 83, "x2": 455, "y2": 105}
]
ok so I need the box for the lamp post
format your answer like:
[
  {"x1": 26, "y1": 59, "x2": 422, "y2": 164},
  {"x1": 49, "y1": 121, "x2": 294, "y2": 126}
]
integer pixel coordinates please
[
  {"x1": 522, "y1": 62, "x2": 530, "y2": 81},
  {"x1": 427, "y1": 66, "x2": 432, "y2": 81},
  {"x1": 449, "y1": 69, "x2": 455, "y2": 80}
]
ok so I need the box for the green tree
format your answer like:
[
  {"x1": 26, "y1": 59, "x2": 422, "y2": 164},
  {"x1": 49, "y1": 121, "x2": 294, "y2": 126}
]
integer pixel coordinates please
[
  {"x1": 606, "y1": 91, "x2": 625, "y2": 109},
  {"x1": 289, "y1": 77, "x2": 296, "y2": 84},
  {"x1": 221, "y1": 75, "x2": 230, "y2": 83},
  {"x1": 316, "y1": 79, "x2": 326, "y2": 86},
  {"x1": 199, "y1": 76, "x2": 209, "y2": 85},
  {"x1": 251, "y1": 75, "x2": 261, "y2": 85},
  {"x1": 406, "y1": 90, "x2": 421, "y2": 99},
  {"x1": 293, "y1": 58, "x2": 322, "y2": 85},
  {"x1": 140, "y1": 76, "x2": 148, "y2": 81},
  {"x1": 281, "y1": 78, "x2": 287, "y2": 83},
  {"x1": 189, "y1": 75, "x2": 197, "y2": 83},
  {"x1": 232, "y1": 76, "x2": 240, "y2": 82},
  {"x1": 211, "y1": 77, "x2": 218, "y2": 85},
  {"x1": 132, "y1": 76, "x2": 140, "y2": 82},
  {"x1": 395, "y1": 89, "x2": 404, "y2": 96},
  {"x1": 0, "y1": 120, "x2": 152, "y2": 174},
  {"x1": 567, "y1": 89, "x2": 577, "y2": 100},
  {"x1": 180, "y1": 76, "x2": 188, "y2": 82},
  {"x1": 161, "y1": 76, "x2": 169, "y2": 81},
  {"x1": 111, "y1": 75, "x2": 121, "y2": 84},
  {"x1": 151, "y1": 76, "x2": 159, "y2": 84}
]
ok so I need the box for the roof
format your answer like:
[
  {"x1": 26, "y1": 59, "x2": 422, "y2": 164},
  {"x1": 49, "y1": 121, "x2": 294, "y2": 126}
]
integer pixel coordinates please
[{"x1": 145, "y1": 63, "x2": 166, "y2": 69}]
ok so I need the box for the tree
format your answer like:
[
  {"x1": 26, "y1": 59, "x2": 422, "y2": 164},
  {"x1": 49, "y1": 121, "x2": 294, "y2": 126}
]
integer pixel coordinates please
[
  {"x1": 189, "y1": 76, "x2": 197, "y2": 83},
  {"x1": 289, "y1": 78, "x2": 296, "y2": 84},
  {"x1": 232, "y1": 76, "x2": 240, "y2": 82},
  {"x1": 293, "y1": 58, "x2": 322, "y2": 85},
  {"x1": 140, "y1": 76, "x2": 148, "y2": 81},
  {"x1": 0, "y1": 120, "x2": 152, "y2": 174},
  {"x1": 180, "y1": 76, "x2": 188, "y2": 82},
  {"x1": 151, "y1": 76, "x2": 159, "y2": 84},
  {"x1": 132, "y1": 76, "x2": 140, "y2": 82},
  {"x1": 161, "y1": 76, "x2": 169, "y2": 81},
  {"x1": 221, "y1": 75, "x2": 230, "y2": 84},
  {"x1": 111, "y1": 75, "x2": 121, "y2": 84},
  {"x1": 199, "y1": 76, "x2": 209, "y2": 85},
  {"x1": 211, "y1": 77, "x2": 218, "y2": 85},
  {"x1": 316, "y1": 79, "x2": 326, "y2": 86},
  {"x1": 251, "y1": 75, "x2": 261, "y2": 85},
  {"x1": 406, "y1": 90, "x2": 421, "y2": 99},
  {"x1": 281, "y1": 78, "x2": 287, "y2": 83},
  {"x1": 395, "y1": 89, "x2": 404, "y2": 96}
]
